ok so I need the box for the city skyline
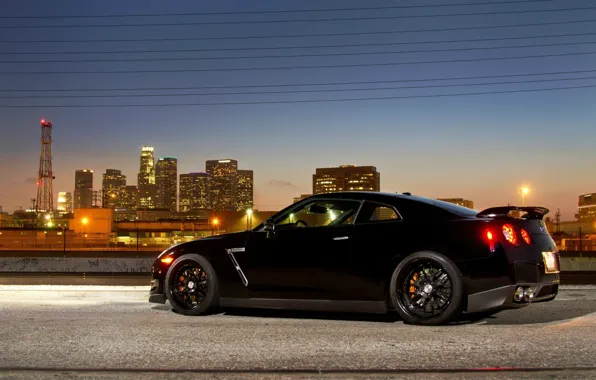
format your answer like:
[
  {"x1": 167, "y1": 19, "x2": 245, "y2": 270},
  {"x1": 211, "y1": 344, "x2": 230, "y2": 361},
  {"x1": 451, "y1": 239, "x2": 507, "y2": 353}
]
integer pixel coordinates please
[
  {"x1": 3, "y1": 140, "x2": 592, "y2": 220},
  {"x1": 1, "y1": 1, "x2": 596, "y2": 219}
]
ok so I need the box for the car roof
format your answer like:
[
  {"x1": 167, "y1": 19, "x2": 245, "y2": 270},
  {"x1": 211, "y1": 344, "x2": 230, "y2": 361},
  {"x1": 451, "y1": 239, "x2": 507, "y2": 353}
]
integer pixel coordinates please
[
  {"x1": 309, "y1": 191, "x2": 431, "y2": 203},
  {"x1": 308, "y1": 191, "x2": 479, "y2": 217}
]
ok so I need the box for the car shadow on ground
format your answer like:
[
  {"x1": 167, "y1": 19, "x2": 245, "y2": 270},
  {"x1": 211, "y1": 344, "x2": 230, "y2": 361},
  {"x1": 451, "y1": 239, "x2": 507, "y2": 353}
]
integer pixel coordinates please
[
  {"x1": 220, "y1": 307, "x2": 402, "y2": 323},
  {"x1": 474, "y1": 301, "x2": 596, "y2": 325},
  {"x1": 151, "y1": 300, "x2": 596, "y2": 326}
]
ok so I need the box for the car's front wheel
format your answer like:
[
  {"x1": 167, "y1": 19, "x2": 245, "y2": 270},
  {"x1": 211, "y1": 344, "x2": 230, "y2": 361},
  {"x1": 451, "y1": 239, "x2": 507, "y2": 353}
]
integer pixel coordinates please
[
  {"x1": 165, "y1": 254, "x2": 219, "y2": 316},
  {"x1": 389, "y1": 251, "x2": 464, "y2": 326}
]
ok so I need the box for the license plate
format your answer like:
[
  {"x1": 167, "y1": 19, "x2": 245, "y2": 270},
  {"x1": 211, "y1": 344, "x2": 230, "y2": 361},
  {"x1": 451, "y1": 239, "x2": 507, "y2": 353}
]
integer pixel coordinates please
[{"x1": 542, "y1": 252, "x2": 559, "y2": 274}]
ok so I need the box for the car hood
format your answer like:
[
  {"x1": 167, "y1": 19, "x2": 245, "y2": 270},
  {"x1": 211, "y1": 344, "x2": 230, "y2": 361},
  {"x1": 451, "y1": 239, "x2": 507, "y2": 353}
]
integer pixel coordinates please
[{"x1": 159, "y1": 230, "x2": 252, "y2": 258}]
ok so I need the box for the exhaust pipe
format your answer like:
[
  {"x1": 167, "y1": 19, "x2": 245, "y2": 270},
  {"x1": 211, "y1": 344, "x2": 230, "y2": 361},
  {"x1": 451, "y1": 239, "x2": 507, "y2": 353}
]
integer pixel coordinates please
[
  {"x1": 514, "y1": 287, "x2": 525, "y2": 302},
  {"x1": 523, "y1": 287, "x2": 535, "y2": 302}
]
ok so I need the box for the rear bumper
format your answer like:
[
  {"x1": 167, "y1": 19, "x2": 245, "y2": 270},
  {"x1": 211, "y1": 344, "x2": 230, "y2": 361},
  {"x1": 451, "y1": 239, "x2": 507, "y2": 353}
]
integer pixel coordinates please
[{"x1": 466, "y1": 274, "x2": 559, "y2": 313}]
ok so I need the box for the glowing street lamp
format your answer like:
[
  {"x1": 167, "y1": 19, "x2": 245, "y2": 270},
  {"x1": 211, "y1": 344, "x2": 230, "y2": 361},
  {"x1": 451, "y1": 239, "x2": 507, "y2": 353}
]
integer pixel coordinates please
[
  {"x1": 212, "y1": 218, "x2": 219, "y2": 235},
  {"x1": 520, "y1": 187, "x2": 530, "y2": 206},
  {"x1": 81, "y1": 217, "x2": 89, "y2": 245},
  {"x1": 44, "y1": 214, "x2": 51, "y2": 221},
  {"x1": 246, "y1": 209, "x2": 253, "y2": 230}
]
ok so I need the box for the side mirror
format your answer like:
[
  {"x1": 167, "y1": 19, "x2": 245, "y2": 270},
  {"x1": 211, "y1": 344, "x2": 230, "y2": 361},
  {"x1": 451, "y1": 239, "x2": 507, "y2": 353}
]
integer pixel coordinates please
[{"x1": 263, "y1": 218, "x2": 275, "y2": 237}]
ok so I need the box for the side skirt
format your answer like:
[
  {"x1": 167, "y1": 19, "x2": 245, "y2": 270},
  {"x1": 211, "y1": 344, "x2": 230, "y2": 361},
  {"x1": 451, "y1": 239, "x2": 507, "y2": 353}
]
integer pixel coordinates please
[{"x1": 220, "y1": 297, "x2": 388, "y2": 314}]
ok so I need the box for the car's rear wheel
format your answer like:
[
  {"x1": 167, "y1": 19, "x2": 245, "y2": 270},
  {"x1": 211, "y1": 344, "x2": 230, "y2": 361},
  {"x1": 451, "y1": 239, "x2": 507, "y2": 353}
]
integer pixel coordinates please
[
  {"x1": 165, "y1": 254, "x2": 219, "y2": 316},
  {"x1": 390, "y1": 251, "x2": 464, "y2": 326}
]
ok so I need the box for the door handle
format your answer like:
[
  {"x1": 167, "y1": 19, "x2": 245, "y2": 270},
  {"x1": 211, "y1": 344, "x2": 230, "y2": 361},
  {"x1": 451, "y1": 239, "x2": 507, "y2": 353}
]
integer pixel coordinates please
[{"x1": 333, "y1": 236, "x2": 349, "y2": 241}]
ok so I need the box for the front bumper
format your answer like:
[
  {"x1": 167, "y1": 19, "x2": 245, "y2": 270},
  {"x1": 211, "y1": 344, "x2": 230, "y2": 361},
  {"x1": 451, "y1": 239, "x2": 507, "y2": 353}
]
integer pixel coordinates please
[
  {"x1": 149, "y1": 293, "x2": 166, "y2": 304},
  {"x1": 149, "y1": 267, "x2": 166, "y2": 304}
]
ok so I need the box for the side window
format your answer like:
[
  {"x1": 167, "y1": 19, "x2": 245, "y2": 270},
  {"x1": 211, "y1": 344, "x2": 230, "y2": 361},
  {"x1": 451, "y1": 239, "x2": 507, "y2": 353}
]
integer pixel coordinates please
[
  {"x1": 356, "y1": 201, "x2": 402, "y2": 223},
  {"x1": 276, "y1": 199, "x2": 361, "y2": 228},
  {"x1": 373, "y1": 206, "x2": 400, "y2": 221}
]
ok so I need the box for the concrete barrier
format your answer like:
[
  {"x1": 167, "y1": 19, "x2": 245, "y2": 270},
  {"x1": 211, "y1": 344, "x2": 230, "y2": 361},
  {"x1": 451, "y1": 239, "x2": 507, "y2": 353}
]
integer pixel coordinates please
[
  {"x1": 0, "y1": 257, "x2": 154, "y2": 273},
  {"x1": 0, "y1": 285, "x2": 149, "y2": 304},
  {"x1": 560, "y1": 257, "x2": 596, "y2": 271},
  {"x1": 0, "y1": 255, "x2": 595, "y2": 273}
]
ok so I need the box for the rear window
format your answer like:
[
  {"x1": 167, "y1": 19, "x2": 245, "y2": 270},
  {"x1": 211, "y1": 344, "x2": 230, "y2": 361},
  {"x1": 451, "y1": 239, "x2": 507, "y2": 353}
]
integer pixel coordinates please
[{"x1": 430, "y1": 199, "x2": 479, "y2": 217}]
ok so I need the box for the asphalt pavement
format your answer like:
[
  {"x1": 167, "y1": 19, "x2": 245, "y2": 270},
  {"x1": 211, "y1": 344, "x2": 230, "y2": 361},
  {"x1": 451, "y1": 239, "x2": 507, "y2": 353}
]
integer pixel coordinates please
[{"x1": 0, "y1": 286, "x2": 595, "y2": 380}]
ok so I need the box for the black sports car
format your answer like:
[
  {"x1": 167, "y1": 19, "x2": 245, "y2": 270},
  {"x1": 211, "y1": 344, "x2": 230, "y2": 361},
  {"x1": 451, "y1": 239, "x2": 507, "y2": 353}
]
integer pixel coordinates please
[{"x1": 149, "y1": 192, "x2": 560, "y2": 325}]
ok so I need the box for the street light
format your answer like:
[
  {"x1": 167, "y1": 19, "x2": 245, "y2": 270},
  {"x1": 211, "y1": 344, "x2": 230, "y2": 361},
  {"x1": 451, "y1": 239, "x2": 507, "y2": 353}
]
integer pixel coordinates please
[
  {"x1": 246, "y1": 209, "x2": 253, "y2": 230},
  {"x1": 81, "y1": 217, "x2": 89, "y2": 248},
  {"x1": 135, "y1": 216, "x2": 139, "y2": 251},
  {"x1": 212, "y1": 218, "x2": 219, "y2": 235},
  {"x1": 520, "y1": 187, "x2": 530, "y2": 206}
]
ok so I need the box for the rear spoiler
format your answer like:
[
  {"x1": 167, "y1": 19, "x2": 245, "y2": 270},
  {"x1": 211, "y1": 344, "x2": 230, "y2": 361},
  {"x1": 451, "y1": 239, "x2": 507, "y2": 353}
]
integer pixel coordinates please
[{"x1": 476, "y1": 206, "x2": 549, "y2": 220}]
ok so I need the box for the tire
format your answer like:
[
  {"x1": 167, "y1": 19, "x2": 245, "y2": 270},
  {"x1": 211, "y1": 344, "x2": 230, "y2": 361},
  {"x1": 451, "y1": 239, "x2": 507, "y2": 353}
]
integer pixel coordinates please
[
  {"x1": 164, "y1": 254, "x2": 220, "y2": 316},
  {"x1": 389, "y1": 251, "x2": 464, "y2": 326}
]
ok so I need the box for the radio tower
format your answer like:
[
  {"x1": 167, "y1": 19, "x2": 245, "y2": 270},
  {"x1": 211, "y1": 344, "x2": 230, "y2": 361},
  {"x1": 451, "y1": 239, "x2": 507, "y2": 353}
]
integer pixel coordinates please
[{"x1": 35, "y1": 119, "x2": 54, "y2": 214}]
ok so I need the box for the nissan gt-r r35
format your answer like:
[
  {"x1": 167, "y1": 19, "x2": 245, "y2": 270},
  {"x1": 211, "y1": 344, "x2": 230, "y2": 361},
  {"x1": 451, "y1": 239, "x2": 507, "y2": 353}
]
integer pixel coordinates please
[{"x1": 149, "y1": 192, "x2": 560, "y2": 326}]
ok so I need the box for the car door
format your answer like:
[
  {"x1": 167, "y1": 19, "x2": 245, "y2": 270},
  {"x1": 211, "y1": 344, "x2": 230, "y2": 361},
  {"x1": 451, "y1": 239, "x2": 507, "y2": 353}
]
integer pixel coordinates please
[
  {"x1": 236, "y1": 198, "x2": 362, "y2": 300},
  {"x1": 339, "y1": 200, "x2": 408, "y2": 301}
]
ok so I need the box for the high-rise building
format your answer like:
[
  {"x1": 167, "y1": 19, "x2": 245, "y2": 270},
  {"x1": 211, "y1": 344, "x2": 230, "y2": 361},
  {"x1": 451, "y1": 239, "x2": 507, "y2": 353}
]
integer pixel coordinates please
[
  {"x1": 179, "y1": 173, "x2": 211, "y2": 211},
  {"x1": 206, "y1": 159, "x2": 238, "y2": 211},
  {"x1": 102, "y1": 169, "x2": 126, "y2": 209},
  {"x1": 236, "y1": 170, "x2": 254, "y2": 211},
  {"x1": 137, "y1": 146, "x2": 156, "y2": 209},
  {"x1": 578, "y1": 193, "x2": 596, "y2": 221},
  {"x1": 437, "y1": 198, "x2": 475, "y2": 209},
  {"x1": 293, "y1": 194, "x2": 312, "y2": 203},
  {"x1": 122, "y1": 185, "x2": 138, "y2": 210},
  {"x1": 73, "y1": 169, "x2": 93, "y2": 209},
  {"x1": 313, "y1": 165, "x2": 380, "y2": 194},
  {"x1": 156, "y1": 157, "x2": 178, "y2": 211},
  {"x1": 57, "y1": 192, "x2": 73, "y2": 214}
]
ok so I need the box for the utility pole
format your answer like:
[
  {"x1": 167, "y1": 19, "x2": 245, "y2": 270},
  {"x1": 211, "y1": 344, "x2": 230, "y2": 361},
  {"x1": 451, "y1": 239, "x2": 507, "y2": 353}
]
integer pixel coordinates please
[
  {"x1": 136, "y1": 218, "x2": 139, "y2": 251},
  {"x1": 579, "y1": 227, "x2": 583, "y2": 256},
  {"x1": 63, "y1": 226, "x2": 67, "y2": 258}
]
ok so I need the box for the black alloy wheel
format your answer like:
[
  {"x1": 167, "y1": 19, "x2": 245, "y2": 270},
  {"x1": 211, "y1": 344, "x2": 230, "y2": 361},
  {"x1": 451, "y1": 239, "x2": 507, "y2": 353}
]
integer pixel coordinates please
[
  {"x1": 390, "y1": 251, "x2": 463, "y2": 326},
  {"x1": 165, "y1": 254, "x2": 219, "y2": 316}
]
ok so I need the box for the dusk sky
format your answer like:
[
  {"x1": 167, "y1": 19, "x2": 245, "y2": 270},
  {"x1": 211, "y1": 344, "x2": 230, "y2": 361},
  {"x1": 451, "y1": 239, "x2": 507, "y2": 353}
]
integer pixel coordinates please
[{"x1": 1, "y1": 0, "x2": 595, "y2": 219}]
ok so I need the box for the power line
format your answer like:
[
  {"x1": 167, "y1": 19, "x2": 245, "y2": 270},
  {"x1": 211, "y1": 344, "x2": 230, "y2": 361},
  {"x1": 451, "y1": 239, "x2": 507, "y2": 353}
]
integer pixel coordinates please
[
  {"x1": 2, "y1": 6, "x2": 595, "y2": 29},
  {"x1": 3, "y1": 32, "x2": 596, "y2": 56},
  {"x1": 2, "y1": 76, "x2": 595, "y2": 99},
  {"x1": 2, "y1": 19, "x2": 594, "y2": 43},
  {"x1": 2, "y1": 51, "x2": 594, "y2": 75},
  {"x1": 3, "y1": 69, "x2": 595, "y2": 93},
  {"x1": 1, "y1": 41, "x2": 594, "y2": 64},
  {"x1": 0, "y1": 0, "x2": 555, "y2": 19},
  {"x1": 2, "y1": 85, "x2": 594, "y2": 108}
]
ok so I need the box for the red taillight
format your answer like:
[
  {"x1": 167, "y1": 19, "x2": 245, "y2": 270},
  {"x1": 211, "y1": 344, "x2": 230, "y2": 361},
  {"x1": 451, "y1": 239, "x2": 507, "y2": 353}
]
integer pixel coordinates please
[
  {"x1": 486, "y1": 230, "x2": 494, "y2": 241},
  {"x1": 502, "y1": 224, "x2": 518, "y2": 245},
  {"x1": 484, "y1": 229, "x2": 495, "y2": 251},
  {"x1": 520, "y1": 229, "x2": 532, "y2": 245}
]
